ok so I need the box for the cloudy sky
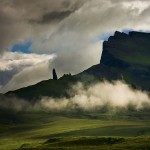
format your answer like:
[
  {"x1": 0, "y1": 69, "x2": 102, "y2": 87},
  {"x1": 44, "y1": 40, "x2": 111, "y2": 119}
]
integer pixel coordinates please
[{"x1": 0, "y1": 0, "x2": 150, "y2": 93}]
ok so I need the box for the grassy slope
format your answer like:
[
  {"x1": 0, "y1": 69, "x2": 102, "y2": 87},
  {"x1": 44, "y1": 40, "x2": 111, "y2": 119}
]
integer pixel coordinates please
[
  {"x1": 106, "y1": 36, "x2": 150, "y2": 65},
  {"x1": 19, "y1": 137, "x2": 150, "y2": 150},
  {"x1": 0, "y1": 111, "x2": 150, "y2": 150},
  {"x1": 6, "y1": 75, "x2": 78, "y2": 100}
]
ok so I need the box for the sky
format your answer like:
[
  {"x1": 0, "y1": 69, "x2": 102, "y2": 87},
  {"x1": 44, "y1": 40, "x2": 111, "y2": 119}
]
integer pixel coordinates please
[{"x1": 0, "y1": 0, "x2": 150, "y2": 93}]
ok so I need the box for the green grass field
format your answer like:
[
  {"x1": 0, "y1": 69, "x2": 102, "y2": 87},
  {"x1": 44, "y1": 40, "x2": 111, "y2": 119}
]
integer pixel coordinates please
[
  {"x1": 19, "y1": 137, "x2": 150, "y2": 150},
  {"x1": 0, "y1": 111, "x2": 150, "y2": 150}
]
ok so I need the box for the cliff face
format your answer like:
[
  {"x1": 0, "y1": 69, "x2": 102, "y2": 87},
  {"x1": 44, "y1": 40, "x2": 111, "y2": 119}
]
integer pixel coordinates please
[
  {"x1": 81, "y1": 31, "x2": 150, "y2": 91},
  {"x1": 101, "y1": 31, "x2": 150, "y2": 67}
]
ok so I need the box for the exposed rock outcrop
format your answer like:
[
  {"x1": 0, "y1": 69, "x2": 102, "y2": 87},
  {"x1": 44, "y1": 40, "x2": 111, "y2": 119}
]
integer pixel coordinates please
[{"x1": 52, "y1": 68, "x2": 58, "y2": 80}]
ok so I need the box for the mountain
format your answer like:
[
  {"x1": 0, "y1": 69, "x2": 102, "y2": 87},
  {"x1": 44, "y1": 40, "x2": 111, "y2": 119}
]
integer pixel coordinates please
[
  {"x1": 80, "y1": 31, "x2": 150, "y2": 90},
  {"x1": 6, "y1": 31, "x2": 150, "y2": 99}
]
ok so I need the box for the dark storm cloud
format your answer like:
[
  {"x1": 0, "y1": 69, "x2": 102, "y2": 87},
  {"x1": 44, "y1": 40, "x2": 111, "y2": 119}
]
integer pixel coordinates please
[
  {"x1": 29, "y1": 0, "x2": 85, "y2": 24},
  {"x1": 0, "y1": 0, "x2": 86, "y2": 52},
  {"x1": 30, "y1": 10, "x2": 74, "y2": 24}
]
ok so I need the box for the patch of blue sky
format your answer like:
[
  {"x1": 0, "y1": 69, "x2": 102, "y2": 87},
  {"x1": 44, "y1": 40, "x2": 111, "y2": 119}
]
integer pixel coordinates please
[
  {"x1": 10, "y1": 40, "x2": 32, "y2": 54},
  {"x1": 91, "y1": 32, "x2": 114, "y2": 43},
  {"x1": 121, "y1": 28, "x2": 150, "y2": 34},
  {"x1": 122, "y1": 28, "x2": 134, "y2": 34},
  {"x1": 92, "y1": 29, "x2": 135, "y2": 43}
]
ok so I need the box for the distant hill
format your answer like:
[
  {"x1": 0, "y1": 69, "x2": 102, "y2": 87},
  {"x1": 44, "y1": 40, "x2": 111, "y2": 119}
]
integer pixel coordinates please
[{"x1": 6, "y1": 31, "x2": 150, "y2": 99}]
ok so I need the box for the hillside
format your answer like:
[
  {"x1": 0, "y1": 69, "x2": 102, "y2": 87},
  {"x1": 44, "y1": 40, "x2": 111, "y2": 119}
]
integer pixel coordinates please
[
  {"x1": 6, "y1": 75, "x2": 78, "y2": 100},
  {"x1": 6, "y1": 31, "x2": 150, "y2": 99}
]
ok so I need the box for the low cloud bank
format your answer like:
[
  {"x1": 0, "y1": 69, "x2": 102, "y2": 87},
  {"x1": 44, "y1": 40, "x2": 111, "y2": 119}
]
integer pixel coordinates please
[
  {"x1": 0, "y1": 81, "x2": 150, "y2": 112},
  {"x1": 40, "y1": 81, "x2": 150, "y2": 111}
]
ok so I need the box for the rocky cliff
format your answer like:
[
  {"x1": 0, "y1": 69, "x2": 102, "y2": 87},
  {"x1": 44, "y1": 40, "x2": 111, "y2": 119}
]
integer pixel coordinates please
[
  {"x1": 80, "y1": 31, "x2": 150, "y2": 90},
  {"x1": 101, "y1": 31, "x2": 150, "y2": 67}
]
